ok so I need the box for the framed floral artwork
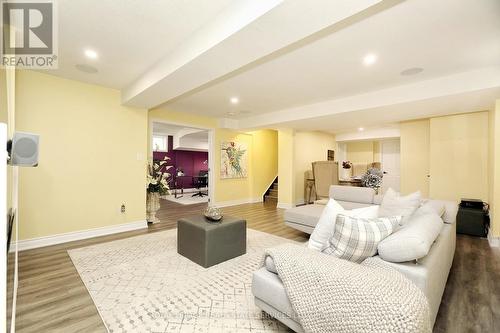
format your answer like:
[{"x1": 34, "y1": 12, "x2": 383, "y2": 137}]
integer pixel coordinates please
[{"x1": 221, "y1": 141, "x2": 247, "y2": 179}]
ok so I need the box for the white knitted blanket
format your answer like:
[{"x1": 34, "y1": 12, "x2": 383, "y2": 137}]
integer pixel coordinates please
[{"x1": 264, "y1": 244, "x2": 431, "y2": 333}]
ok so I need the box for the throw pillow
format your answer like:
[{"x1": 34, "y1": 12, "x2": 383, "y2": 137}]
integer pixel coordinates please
[
  {"x1": 322, "y1": 214, "x2": 401, "y2": 263},
  {"x1": 308, "y1": 200, "x2": 380, "y2": 252},
  {"x1": 378, "y1": 212, "x2": 443, "y2": 263},
  {"x1": 308, "y1": 199, "x2": 345, "y2": 251},
  {"x1": 378, "y1": 188, "x2": 421, "y2": 225}
]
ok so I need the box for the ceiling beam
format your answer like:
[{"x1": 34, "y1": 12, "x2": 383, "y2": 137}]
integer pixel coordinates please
[
  {"x1": 122, "y1": 0, "x2": 397, "y2": 108},
  {"x1": 233, "y1": 66, "x2": 500, "y2": 129}
]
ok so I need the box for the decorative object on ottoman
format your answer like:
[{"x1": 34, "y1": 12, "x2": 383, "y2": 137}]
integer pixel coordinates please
[
  {"x1": 341, "y1": 160, "x2": 352, "y2": 180},
  {"x1": 146, "y1": 156, "x2": 171, "y2": 223},
  {"x1": 361, "y1": 167, "x2": 383, "y2": 193},
  {"x1": 177, "y1": 215, "x2": 246, "y2": 268},
  {"x1": 204, "y1": 206, "x2": 223, "y2": 222}
]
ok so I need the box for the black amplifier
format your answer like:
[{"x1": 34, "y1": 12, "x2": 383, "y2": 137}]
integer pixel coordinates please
[
  {"x1": 460, "y1": 198, "x2": 484, "y2": 210},
  {"x1": 457, "y1": 199, "x2": 489, "y2": 237}
]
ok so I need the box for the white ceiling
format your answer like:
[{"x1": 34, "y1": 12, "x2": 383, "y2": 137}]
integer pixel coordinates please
[
  {"x1": 162, "y1": 0, "x2": 500, "y2": 119},
  {"x1": 42, "y1": 0, "x2": 500, "y2": 133},
  {"x1": 183, "y1": 131, "x2": 208, "y2": 143},
  {"x1": 50, "y1": 0, "x2": 233, "y2": 88}
]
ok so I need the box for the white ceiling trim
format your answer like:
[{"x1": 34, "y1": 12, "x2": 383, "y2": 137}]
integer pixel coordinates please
[
  {"x1": 232, "y1": 66, "x2": 500, "y2": 129},
  {"x1": 122, "y1": 0, "x2": 393, "y2": 108}
]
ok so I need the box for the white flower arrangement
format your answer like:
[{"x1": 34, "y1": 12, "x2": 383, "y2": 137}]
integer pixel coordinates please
[{"x1": 147, "y1": 156, "x2": 172, "y2": 194}]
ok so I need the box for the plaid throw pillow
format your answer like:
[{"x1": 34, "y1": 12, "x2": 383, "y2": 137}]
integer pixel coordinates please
[{"x1": 322, "y1": 214, "x2": 401, "y2": 263}]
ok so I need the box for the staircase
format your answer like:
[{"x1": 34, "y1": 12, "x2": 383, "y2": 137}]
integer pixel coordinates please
[{"x1": 264, "y1": 178, "x2": 278, "y2": 204}]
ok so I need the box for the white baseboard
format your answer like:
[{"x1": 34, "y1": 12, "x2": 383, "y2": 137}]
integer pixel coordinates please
[
  {"x1": 488, "y1": 232, "x2": 500, "y2": 247},
  {"x1": 277, "y1": 202, "x2": 294, "y2": 209},
  {"x1": 213, "y1": 197, "x2": 263, "y2": 208},
  {"x1": 12, "y1": 220, "x2": 147, "y2": 252}
]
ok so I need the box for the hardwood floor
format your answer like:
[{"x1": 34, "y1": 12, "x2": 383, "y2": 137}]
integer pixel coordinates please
[{"x1": 9, "y1": 199, "x2": 500, "y2": 332}]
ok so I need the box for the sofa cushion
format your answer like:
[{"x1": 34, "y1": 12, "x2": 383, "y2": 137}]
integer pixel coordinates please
[
  {"x1": 378, "y1": 213, "x2": 443, "y2": 263},
  {"x1": 425, "y1": 200, "x2": 457, "y2": 224},
  {"x1": 284, "y1": 204, "x2": 325, "y2": 228},
  {"x1": 373, "y1": 194, "x2": 384, "y2": 205},
  {"x1": 308, "y1": 200, "x2": 379, "y2": 251},
  {"x1": 417, "y1": 200, "x2": 445, "y2": 217},
  {"x1": 336, "y1": 200, "x2": 373, "y2": 210},
  {"x1": 329, "y1": 185, "x2": 375, "y2": 204},
  {"x1": 323, "y1": 214, "x2": 401, "y2": 263},
  {"x1": 252, "y1": 267, "x2": 297, "y2": 319},
  {"x1": 379, "y1": 222, "x2": 456, "y2": 325},
  {"x1": 378, "y1": 188, "x2": 421, "y2": 224}
]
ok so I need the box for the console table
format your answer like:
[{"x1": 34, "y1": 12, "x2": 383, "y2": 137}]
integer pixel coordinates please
[{"x1": 338, "y1": 179, "x2": 363, "y2": 187}]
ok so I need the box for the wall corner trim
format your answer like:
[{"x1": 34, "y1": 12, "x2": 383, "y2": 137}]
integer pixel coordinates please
[
  {"x1": 213, "y1": 197, "x2": 263, "y2": 208},
  {"x1": 12, "y1": 220, "x2": 148, "y2": 252},
  {"x1": 488, "y1": 233, "x2": 500, "y2": 248},
  {"x1": 277, "y1": 202, "x2": 294, "y2": 209}
]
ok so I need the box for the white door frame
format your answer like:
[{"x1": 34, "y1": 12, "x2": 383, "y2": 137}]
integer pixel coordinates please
[{"x1": 149, "y1": 118, "x2": 215, "y2": 204}]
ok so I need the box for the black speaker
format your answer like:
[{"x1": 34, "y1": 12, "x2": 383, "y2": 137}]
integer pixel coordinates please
[
  {"x1": 9, "y1": 132, "x2": 39, "y2": 167},
  {"x1": 457, "y1": 205, "x2": 489, "y2": 237}
]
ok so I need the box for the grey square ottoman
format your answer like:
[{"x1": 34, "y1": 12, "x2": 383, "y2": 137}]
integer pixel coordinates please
[{"x1": 177, "y1": 215, "x2": 247, "y2": 268}]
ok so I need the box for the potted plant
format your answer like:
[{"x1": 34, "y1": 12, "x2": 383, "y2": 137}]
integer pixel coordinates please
[
  {"x1": 341, "y1": 160, "x2": 353, "y2": 180},
  {"x1": 361, "y1": 168, "x2": 383, "y2": 194},
  {"x1": 146, "y1": 156, "x2": 171, "y2": 223}
]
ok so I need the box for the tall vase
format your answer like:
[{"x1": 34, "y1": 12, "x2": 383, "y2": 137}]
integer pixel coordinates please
[
  {"x1": 146, "y1": 192, "x2": 160, "y2": 224},
  {"x1": 341, "y1": 168, "x2": 352, "y2": 180}
]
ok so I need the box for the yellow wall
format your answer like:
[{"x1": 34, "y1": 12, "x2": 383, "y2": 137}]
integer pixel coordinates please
[
  {"x1": 278, "y1": 129, "x2": 295, "y2": 206},
  {"x1": 345, "y1": 140, "x2": 380, "y2": 164},
  {"x1": 400, "y1": 119, "x2": 430, "y2": 197},
  {"x1": 0, "y1": 69, "x2": 6, "y2": 123},
  {"x1": 489, "y1": 102, "x2": 500, "y2": 237},
  {"x1": 429, "y1": 112, "x2": 488, "y2": 202},
  {"x1": 148, "y1": 108, "x2": 278, "y2": 204},
  {"x1": 346, "y1": 141, "x2": 374, "y2": 164},
  {"x1": 373, "y1": 141, "x2": 381, "y2": 163},
  {"x1": 294, "y1": 131, "x2": 336, "y2": 204},
  {"x1": 250, "y1": 129, "x2": 278, "y2": 198},
  {"x1": 16, "y1": 71, "x2": 148, "y2": 240},
  {"x1": 400, "y1": 112, "x2": 489, "y2": 204}
]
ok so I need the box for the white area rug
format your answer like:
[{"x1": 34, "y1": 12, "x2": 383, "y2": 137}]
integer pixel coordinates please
[
  {"x1": 68, "y1": 229, "x2": 298, "y2": 333},
  {"x1": 163, "y1": 194, "x2": 209, "y2": 205}
]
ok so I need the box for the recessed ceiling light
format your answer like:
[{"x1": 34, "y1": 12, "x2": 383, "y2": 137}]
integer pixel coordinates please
[
  {"x1": 84, "y1": 49, "x2": 98, "y2": 59},
  {"x1": 362, "y1": 53, "x2": 377, "y2": 66},
  {"x1": 230, "y1": 97, "x2": 239, "y2": 104},
  {"x1": 358, "y1": 127, "x2": 365, "y2": 132},
  {"x1": 75, "y1": 64, "x2": 98, "y2": 73},
  {"x1": 400, "y1": 67, "x2": 424, "y2": 76}
]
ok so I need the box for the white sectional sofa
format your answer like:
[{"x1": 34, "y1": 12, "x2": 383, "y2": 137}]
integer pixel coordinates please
[{"x1": 252, "y1": 185, "x2": 457, "y2": 332}]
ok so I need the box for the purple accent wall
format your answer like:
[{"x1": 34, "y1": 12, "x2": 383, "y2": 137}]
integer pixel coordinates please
[{"x1": 153, "y1": 136, "x2": 208, "y2": 188}]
